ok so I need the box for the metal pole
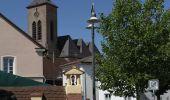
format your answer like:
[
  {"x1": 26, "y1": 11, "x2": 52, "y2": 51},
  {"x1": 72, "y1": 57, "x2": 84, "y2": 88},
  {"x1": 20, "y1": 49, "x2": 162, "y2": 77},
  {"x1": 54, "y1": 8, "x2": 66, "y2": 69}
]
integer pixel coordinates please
[
  {"x1": 153, "y1": 90, "x2": 155, "y2": 100},
  {"x1": 84, "y1": 73, "x2": 87, "y2": 100},
  {"x1": 92, "y1": 23, "x2": 96, "y2": 100},
  {"x1": 53, "y1": 51, "x2": 55, "y2": 85}
]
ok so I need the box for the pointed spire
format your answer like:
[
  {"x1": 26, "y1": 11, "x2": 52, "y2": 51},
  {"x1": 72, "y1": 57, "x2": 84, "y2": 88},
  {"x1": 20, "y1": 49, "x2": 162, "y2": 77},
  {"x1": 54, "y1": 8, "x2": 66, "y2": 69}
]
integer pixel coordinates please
[
  {"x1": 91, "y1": 3, "x2": 96, "y2": 17},
  {"x1": 87, "y1": 3, "x2": 99, "y2": 24}
]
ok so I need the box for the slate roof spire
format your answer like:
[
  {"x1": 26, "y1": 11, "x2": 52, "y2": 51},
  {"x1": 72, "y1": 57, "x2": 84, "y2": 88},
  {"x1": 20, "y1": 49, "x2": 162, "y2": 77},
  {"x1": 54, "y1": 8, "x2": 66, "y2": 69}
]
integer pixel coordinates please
[{"x1": 27, "y1": 0, "x2": 57, "y2": 8}]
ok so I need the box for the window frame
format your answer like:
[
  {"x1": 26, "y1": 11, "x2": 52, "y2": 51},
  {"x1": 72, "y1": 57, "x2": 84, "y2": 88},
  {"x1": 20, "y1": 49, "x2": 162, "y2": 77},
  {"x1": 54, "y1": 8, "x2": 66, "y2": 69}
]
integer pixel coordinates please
[
  {"x1": 1, "y1": 56, "x2": 16, "y2": 74},
  {"x1": 104, "y1": 93, "x2": 111, "y2": 100}
]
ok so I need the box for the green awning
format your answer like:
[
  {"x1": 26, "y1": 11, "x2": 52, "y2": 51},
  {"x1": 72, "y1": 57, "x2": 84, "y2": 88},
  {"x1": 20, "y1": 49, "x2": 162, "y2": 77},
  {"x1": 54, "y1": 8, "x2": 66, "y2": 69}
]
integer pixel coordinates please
[{"x1": 0, "y1": 71, "x2": 47, "y2": 87}]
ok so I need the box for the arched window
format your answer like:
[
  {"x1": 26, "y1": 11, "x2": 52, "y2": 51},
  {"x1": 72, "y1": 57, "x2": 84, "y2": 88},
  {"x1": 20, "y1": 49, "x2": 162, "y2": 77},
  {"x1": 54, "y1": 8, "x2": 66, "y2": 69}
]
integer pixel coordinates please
[
  {"x1": 32, "y1": 22, "x2": 36, "y2": 40},
  {"x1": 50, "y1": 21, "x2": 54, "y2": 40},
  {"x1": 37, "y1": 20, "x2": 42, "y2": 40},
  {"x1": 70, "y1": 75, "x2": 77, "y2": 85}
]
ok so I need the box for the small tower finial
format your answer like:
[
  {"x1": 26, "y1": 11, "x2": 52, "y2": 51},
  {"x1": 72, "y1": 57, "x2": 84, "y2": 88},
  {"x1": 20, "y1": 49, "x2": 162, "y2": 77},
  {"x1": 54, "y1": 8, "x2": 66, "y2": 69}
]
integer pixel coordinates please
[
  {"x1": 91, "y1": 3, "x2": 96, "y2": 17},
  {"x1": 72, "y1": 66, "x2": 77, "y2": 69}
]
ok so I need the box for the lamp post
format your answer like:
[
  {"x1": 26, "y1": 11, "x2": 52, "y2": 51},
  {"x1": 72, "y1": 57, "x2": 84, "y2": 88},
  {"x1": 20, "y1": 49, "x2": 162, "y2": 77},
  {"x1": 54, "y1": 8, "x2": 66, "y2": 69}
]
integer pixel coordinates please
[{"x1": 86, "y1": 3, "x2": 99, "y2": 100}]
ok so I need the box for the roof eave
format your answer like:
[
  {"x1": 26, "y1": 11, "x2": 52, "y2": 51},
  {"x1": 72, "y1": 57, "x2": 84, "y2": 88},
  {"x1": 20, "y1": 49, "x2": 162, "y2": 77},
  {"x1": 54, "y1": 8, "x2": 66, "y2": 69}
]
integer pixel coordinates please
[{"x1": 27, "y1": 3, "x2": 58, "y2": 9}]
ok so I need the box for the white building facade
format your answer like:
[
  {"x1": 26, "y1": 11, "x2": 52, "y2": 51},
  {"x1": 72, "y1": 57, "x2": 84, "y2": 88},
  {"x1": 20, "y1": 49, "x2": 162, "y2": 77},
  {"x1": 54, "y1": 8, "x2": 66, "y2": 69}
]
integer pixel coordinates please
[{"x1": 62, "y1": 57, "x2": 136, "y2": 100}]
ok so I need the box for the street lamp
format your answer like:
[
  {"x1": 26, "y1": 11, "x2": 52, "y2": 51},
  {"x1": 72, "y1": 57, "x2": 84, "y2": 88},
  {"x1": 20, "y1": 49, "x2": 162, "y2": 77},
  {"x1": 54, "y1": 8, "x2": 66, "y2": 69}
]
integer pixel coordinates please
[{"x1": 86, "y1": 3, "x2": 99, "y2": 100}]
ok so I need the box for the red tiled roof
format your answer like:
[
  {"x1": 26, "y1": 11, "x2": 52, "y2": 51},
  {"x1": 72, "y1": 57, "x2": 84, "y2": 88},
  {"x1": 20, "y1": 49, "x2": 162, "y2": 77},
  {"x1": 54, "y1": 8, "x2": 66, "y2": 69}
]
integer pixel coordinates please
[
  {"x1": 67, "y1": 94, "x2": 82, "y2": 100},
  {"x1": 0, "y1": 86, "x2": 66, "y2": 100}
]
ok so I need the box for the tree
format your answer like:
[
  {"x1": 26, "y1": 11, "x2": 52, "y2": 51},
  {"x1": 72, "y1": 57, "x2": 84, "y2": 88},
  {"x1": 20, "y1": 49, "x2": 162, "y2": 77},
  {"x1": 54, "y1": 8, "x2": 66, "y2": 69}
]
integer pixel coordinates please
[{"x1": 96, "y1": 0, "x2": 170, "y2": 100}]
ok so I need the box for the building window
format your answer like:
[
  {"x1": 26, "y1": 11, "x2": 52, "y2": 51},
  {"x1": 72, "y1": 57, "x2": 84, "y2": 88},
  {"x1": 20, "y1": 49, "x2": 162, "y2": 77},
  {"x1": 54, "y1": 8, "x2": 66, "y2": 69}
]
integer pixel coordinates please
[
  {"x1": 105, "y1": 94, "x2": 111, "y2": 100},
  {"x1": 32, "y1": 21, "x2": 36, "y2": 40},
  {"x1": 50, "y1": 21, "x2": 54, "y2": 40},
  {"x1": 37, "y1": 20, "x2": 42, "y2": 40},
  {"x1": 2, "y1": 57, "x2": 15, "y2": 74}
]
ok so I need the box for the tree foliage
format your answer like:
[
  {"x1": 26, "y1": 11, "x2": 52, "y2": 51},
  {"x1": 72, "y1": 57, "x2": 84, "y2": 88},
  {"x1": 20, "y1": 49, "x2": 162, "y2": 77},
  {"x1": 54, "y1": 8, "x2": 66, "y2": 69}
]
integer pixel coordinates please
[{"x1": 96, "y1": 0, "x2": 170, "y2": 98}]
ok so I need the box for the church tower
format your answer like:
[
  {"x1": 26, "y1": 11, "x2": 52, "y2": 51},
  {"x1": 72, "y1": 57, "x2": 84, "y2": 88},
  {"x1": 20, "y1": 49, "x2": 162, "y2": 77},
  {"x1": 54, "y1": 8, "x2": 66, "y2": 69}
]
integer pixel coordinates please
[{"x1": 27, "y1": 0, "x2": 58, "y2": 53}]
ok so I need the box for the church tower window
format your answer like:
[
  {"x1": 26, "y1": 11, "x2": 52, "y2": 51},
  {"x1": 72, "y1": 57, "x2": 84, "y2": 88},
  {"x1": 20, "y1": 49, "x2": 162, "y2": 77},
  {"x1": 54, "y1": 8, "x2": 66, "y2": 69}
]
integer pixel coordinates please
[
  {"x1": 50, "y1": 21, "x2": 54, "y2": 40},
  {"x1": 32, "y1": 21, "x2": 36, "y2": 40},
  {"x1": 37, "y1": 20, "x2": 42, "y2": 40}
]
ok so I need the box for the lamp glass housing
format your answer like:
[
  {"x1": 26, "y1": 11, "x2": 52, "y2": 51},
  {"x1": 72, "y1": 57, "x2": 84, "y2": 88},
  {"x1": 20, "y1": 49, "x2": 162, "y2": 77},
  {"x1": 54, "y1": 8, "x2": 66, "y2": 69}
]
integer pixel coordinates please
[{"x1": 87, "y1": 16, "x2": 100, "y2": 24}]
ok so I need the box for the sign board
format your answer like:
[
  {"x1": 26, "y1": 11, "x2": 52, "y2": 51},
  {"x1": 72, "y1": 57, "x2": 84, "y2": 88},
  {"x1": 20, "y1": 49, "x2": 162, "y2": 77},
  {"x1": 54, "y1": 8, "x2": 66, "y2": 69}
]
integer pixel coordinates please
[{"x1": 148, "y1": 79, "x2": 159, "y2": 90}]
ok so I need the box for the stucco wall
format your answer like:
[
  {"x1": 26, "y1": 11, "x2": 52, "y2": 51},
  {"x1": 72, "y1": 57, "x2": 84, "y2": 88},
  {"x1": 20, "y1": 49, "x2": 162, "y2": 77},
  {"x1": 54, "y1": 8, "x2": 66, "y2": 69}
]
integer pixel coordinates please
[
  {"x1": 62, "y1": 63, "x2": 138, "y2": 100},
  {"x1": 31, "y1": 97, "x2": 42, "y2": 100},
  {"x1": 79, "y1": 64, "x2": 95, "y2": 100},
  {"x1": 161, "y1": 90, "x2": 170, "y2": 100},
  {"x1": 141, "y1": 91, "x2": 170, "y2": 100},
  {"x1": 0, "y1": 17, "x2": 44, "y2": 81},
  {"x1": 98, "y1": 90, "x2": 132, "y2": 100}
]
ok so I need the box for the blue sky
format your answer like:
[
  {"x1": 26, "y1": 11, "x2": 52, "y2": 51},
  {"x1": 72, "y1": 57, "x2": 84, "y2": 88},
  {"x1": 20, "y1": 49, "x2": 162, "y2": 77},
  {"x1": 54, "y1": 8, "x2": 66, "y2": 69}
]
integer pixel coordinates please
[
  {"x1": 0, "y1": 0, "x2": 113, "y2": 51},
  {"x1": 0, "y1": 0, "x2": 170, "y2": 51}
]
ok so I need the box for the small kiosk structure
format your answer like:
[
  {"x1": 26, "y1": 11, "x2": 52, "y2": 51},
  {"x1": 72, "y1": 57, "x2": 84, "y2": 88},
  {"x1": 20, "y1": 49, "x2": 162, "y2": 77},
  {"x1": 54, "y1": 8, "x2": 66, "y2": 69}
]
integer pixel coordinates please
[{"x1": 64, "y1": 66, "x2": 84, "y2": 100}]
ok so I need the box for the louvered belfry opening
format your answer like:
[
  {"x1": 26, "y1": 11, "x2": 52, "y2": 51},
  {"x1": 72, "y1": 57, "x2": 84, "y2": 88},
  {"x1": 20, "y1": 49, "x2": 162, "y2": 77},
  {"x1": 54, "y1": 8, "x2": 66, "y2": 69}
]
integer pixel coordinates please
[
  {"x1": 37, "y1": 20, "x2": 42, "y2": 40},
  {"x1": 32, "y1": 21, "x2": 36, "y2": 40}
]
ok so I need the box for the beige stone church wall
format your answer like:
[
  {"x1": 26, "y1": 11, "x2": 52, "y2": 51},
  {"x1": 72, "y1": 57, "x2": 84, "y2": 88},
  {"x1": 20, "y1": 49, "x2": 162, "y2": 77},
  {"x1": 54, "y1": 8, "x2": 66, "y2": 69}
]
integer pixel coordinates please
[
  {"x1": 27, "y1": 5, "x2": 58, "y2": 58},
  {"x1": 0, "y1": 17, "x2": 44, "y2": 82},
  {"x1": 28, "y1": 6, "x2": 47, "y2": 48}
]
